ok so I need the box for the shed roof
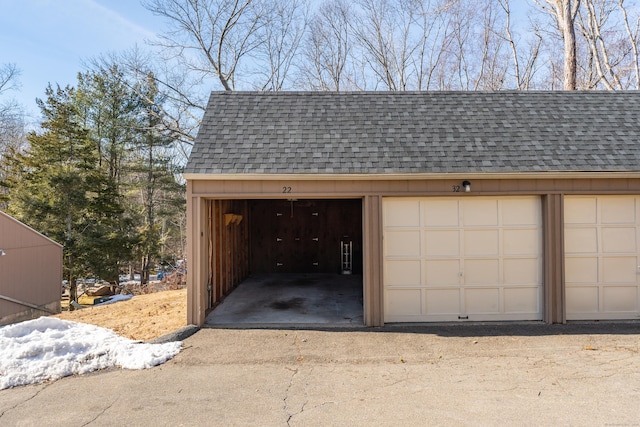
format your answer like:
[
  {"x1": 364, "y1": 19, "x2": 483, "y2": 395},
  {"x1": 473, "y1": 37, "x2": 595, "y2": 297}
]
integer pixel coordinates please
[
  {"x1": 0, "y1": 211, "x2": 63, "y2": 249},
  {"x1": 185, "y1": 91, "x2": 640, "y2": 176}
]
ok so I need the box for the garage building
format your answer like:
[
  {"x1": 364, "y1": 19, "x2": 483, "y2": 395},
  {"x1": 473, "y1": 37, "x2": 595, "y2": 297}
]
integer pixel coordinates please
[{"x1": 184, "y1": 91, "x2": 640, "y2": 327}]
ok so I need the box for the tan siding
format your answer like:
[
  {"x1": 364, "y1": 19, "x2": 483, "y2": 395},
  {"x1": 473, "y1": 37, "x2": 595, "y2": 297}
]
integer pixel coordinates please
[
  {"x1": 542, "y1": 194, "x2": 566, "y2": 323},
  {"x1": 191, "y1": 178, "x2": 640, "y2": 197},
  {"x1": 0, "y1": 212, "x2": 63, "y2": 326},
  {"x1": 186, "y1": 188, "x2": 207, "y2": 325},
  {"x1": 363, "y1": 196, "x2": 384, "y2": 326}
]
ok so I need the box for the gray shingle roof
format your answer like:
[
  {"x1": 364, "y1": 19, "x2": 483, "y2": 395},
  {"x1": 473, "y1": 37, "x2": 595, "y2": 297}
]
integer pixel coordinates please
[{"x1": 185, "y1": 91, "x2": 640, "y2": 175}]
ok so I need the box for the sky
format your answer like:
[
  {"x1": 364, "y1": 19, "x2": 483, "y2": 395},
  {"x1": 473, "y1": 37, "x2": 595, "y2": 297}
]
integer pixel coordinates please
[
  {"x1": 0, "y1": 316, "x2": 181, "y2": 390},
  {"x1": 1, "y1": 0, "x2": 164, "y2": 118}
]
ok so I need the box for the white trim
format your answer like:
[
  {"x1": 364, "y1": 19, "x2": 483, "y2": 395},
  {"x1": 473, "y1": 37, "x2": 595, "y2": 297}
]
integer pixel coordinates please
[{"x1": 183, "y1": 171, "x2": 640, "y2": 181}]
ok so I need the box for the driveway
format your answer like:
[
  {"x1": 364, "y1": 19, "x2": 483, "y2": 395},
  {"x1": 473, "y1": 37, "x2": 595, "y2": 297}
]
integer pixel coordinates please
[{"x1": 1, "y1": 323, "x2": 639, "y2": 426}]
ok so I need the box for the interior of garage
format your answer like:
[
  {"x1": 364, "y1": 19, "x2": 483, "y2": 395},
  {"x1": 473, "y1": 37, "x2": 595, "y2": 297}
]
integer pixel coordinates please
[{"x1": 204, "y1": 198, "x2": 363, "y2": 325}]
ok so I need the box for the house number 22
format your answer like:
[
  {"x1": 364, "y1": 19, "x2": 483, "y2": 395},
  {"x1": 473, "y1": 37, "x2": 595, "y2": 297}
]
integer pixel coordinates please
[{"x1": 282, "y1": 186, "x2": 292, "y2": 193}]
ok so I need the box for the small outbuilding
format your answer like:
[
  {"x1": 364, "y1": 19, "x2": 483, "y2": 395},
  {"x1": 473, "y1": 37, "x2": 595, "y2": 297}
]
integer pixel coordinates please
[
  {"x1": 0, "y1": 211, "x2": 63, "y2": 326},
  {"x1": 184, "y1": 91, "x2": 640, "y2": 327}
]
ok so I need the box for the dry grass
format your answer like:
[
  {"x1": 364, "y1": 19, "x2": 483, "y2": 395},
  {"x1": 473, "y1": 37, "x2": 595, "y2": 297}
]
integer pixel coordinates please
[{"x1": 55, "y1": 289, "x2": 187, "y2": 341}]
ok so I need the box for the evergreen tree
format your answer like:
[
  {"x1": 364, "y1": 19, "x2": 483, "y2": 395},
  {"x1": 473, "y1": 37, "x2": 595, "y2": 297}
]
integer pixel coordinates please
[
  {"x1": 76, "y1": 67, "x2": 139, "y2": 282},
  {"x1": 131, "y1": 73, "x2": 185, "y2": 284},
  {"x1": 5, "y1": 85, "x2": 105, "y2": 303}
]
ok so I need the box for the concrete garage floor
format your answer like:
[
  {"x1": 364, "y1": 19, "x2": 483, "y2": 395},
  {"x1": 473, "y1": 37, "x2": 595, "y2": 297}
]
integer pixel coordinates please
[{"x1": 205, "y1": 274, "x2": 364, "y2": 327}]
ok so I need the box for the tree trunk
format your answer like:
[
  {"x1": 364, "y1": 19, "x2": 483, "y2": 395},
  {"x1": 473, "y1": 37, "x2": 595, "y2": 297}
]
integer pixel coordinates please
[{"x1": 561, "y1": 0, "x2": 578, "y2": 90}]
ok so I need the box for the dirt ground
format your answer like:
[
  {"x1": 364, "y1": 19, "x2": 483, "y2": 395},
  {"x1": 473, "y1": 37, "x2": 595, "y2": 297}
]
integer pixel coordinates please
[{"x1": 54, "y1": 289, "x2": 187, "y2": 341}]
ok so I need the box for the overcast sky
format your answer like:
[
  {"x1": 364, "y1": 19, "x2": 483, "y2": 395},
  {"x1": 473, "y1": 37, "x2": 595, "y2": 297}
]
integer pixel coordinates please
[{"x1": 1, "y1": 0, "x2": 164, "y2": 118}]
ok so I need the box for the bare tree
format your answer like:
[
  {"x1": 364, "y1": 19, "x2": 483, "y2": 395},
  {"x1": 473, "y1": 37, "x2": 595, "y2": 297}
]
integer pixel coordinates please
[
  {"x1": 299, "y1": 0, "x2": 354, "y2": 90},
  {"x1": 352, "y1": 0, "x2": 424, "y2": 90},
  {"x1": 619, "y1": 0, "x2": 640, "y2": 88},
  {"x1": 255, "y1": 0, "x2": 309, "y2": 91},
  {"x1": 577, "y1": 0, "x2": 628, "y2": 89},
  {"x1": 535, "y1": 0, "x2": 582, "y2": 90},
  {"x1": 0, "y1": 63, "x2": 21, "y2": 96},
  {"x1": 143, "y1": 0, "x2": 266, "y2": 91},
  {"x1": 0, "y1": 63, "x2": 25, "y2": 209},
  {"x1": 498, "y1": 0, "x2": 543, "y2": 89},
  {"x1": 410, "y1": 0, "x2": 455, "y2": 90}
]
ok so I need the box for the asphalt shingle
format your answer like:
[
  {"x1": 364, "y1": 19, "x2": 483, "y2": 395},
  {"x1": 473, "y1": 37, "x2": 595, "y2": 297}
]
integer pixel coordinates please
[{"x1": 185, "y1": 91, "x2": 640, "y2": 175}]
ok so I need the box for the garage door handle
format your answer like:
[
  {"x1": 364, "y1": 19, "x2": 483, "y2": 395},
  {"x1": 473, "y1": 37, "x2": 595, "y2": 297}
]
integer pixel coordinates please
[
  {"x1": 276, "y1": 238, "x2": 282, "y2": 242},
  {"x1": 312, "y1": 237, "x2": 319, "y2": 241}
]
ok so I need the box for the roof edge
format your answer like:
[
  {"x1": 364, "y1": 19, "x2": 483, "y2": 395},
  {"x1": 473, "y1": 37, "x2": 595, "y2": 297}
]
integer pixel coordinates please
[
  {"x1": 0, "y1": 211, "x2": 64, "y2": 248},
  {"x1": 183, "y1": 171, "x2": 640, "y2": 181}
]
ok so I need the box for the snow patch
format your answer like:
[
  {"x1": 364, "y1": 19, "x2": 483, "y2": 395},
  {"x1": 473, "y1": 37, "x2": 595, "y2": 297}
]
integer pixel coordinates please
[{"x1": 0, "y1": 317, "x2": 181, "y2": 390}]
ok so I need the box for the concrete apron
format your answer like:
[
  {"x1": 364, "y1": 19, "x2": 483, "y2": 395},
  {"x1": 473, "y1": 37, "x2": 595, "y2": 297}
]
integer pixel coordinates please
[{"x1": 205, "y1": 274, "x2": 364, "y2": 327}]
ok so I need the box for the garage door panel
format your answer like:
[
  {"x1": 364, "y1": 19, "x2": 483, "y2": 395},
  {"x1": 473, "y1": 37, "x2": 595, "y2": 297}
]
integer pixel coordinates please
[
  {"x1": 504, "y1": 287, "x2": 540, "y2": 313},
  {"x1": 425, "y1": 289, "x2": 460, "y2": 314},
  {"x1": 565, "y1": 257, "x2": 598, "y2": 283},
  {"x1": 385, "y1": 230, "x2": 420, "y2": 257},
  {"x1": 601, "y1": 197, "x2": 636, "y2": 224},
  {"x1": 464, "y1": 259, "x2": 500, "y2": 284},
  {"x1": 565, "y1": 195, "x2": 640, "y2": 320},
  {"x1": 602, "y1": 257, "x2": 637, "y2": 283},
  {"x1": 385, "y1": 260, "x2": 421, "y2": 286},
  {"x1": 425, "y1": 260, "x2": 460, "y2": 286},
  {"x1": 465, "y1": 288, "x2": 500, "y2": 314},
  {"x1": 566, "y1": 286, "x2": 599, "y2": 314},
  {"x1": 504, "y1": 258, "x2": 540, "y2": 284},
  {"x1": 384, "y1": 199, "x2": 420, "y2": 227},
  {"x1": 423, "y1": 199, "x2": 460, "y2": 227},
  {"x1": 602, "y1": 287, "x2": 638, "y2": 312},
  {"x1": 384, "y1": 196, "x2": 542, "y2": 322},
  {"x1": 386, "y1": 289, "x2": 422, "y2": 316},
  {"x1": 503, "y1": 229, "x2": 539, "y2": 255},
  {"x1": 502, "y1": 198, "x2": 540, "y2": 226},
  {"x1": 602, "y1": 228, "x2": 636, "y2": 253},
  {"x1": 424, "y1": 230, "x2": 459, "y2": 256},
  {"x1": 465, "y1": 230, "x2": 499, "y2": 256},
  {"x1": 565, "y1": 197, "x2": 597, "y2": 224},
  {"x1": 565, "y1": 228, "x2": 598, "y2": 253},
  {"x1": 462, "y1": 199, "x2": 498, "y2": 226}
]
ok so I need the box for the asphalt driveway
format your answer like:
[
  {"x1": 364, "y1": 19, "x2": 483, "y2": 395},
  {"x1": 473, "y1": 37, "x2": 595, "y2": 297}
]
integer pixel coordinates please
[{"x1": 1, "y1": 323, "x2": 639, "y2": 426}]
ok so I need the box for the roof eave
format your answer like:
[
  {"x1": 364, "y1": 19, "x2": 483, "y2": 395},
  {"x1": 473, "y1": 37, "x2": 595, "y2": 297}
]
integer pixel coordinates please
[{"x1": 183, "y1": 171, "x2": 640, "y2": 181}]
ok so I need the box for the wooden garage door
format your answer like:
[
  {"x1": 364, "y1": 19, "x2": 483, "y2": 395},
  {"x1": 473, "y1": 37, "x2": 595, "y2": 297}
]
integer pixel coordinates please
[
  {"x1": 565, "y1": 196, "x2": 640, "y2": 320},
  {"x1": 383, "y1": 197, "x2": 543, "y2": 322}
]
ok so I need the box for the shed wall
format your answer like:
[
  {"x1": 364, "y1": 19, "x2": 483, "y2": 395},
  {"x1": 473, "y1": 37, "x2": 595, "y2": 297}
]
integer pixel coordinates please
[{"x1": 0, "y1": 213, "x2": 63, "y2": 326}]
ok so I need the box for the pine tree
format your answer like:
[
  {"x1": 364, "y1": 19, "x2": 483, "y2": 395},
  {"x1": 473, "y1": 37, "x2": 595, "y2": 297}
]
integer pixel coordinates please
[
  {"x1": 6, "y1": 85, "x2": 102, "y2": 303},
  {"x1": 130, "y1": 73, "x2": 185, "y2": 284},
  {"x1": 76, "y1": 67, "x2": 139, "y2": 282}
]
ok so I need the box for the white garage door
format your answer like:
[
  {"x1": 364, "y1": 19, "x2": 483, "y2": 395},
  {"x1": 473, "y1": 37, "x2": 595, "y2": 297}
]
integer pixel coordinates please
[
  {"x1": 383, "y1": 197, "x2": 543, "y2": 322},
  {"x1": 565, "y1": 196, "x2": 640, "y2": 320}
]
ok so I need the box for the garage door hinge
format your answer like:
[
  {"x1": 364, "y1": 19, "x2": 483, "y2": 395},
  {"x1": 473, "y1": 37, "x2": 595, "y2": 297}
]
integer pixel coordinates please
[
  {"x1": 313, "y1": 262, "x2": 319, "y2": 266},
  {"x1": 276, "y1": 262, "x2": 283, "y2": 267}
]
